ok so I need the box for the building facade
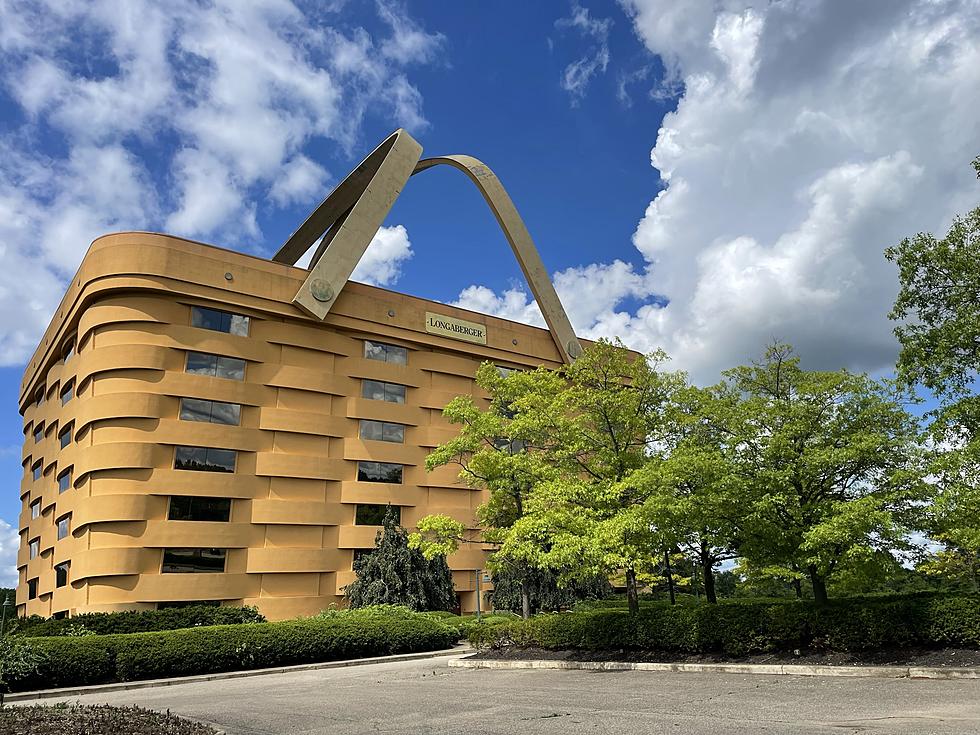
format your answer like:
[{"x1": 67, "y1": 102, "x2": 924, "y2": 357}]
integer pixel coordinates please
[{"x1": 16, "y1": 232, "x2": 575, "y2": 619}]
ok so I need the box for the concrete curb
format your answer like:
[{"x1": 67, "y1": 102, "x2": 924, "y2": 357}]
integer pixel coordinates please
[
  {"x1": 448, "y1": 657, "x2": 980, "y2": 680},
  {"x1": 7, "y1": 646, "x2": 473, "y2": 703}
]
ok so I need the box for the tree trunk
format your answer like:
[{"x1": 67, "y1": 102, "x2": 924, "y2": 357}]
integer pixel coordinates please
[
  {"x1": 792, "y1": 578, "x2": 803, "y2": 599},
  {"x1": 625, "y1": 567, "x2": 640, "y2": 615},
  {"x1": 808, "y1": 566, "x2": 828, "y2": 604},
  {"x1": 699, "y1": 547, "x2": 717, "y2": 604},
  {"x1": 664, "y1": 549, "x2": 676, "y2": 605},
  {"x1": 520, "y1": 578, "x2": 532, "y2": 619}
]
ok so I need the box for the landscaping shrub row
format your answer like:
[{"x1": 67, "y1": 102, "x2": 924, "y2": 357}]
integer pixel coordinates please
[
  {"x1": 10, "y1": 604, "x2": 265, "y2": 637},
  {"x1": 469, "y1": 594, "x2": 980, "y2": 655},
  {"x1": 7, "y1": 608, "x2": 457, "y2": 692}
]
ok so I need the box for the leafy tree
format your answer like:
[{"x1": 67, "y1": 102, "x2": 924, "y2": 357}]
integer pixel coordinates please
[
  {"x1": 489, "y1": 566, "x2": 611, "y2": 615},
  {"x1": 345, "y1": 506, "x2": 455, "y2": 612},
  {"x1": 0, "y1": 637, "x2": 43, "y2": 703},
  {"x1": 502, "y1": 340, "x2": 686, "y2": 614},
  {"x1": 886, "y1": 155, "x2": 980, "y2": 591},
  {"x1": 719, "y1": 344, "x2": 924, "y2": 603},
  {"x1": 412, "y1": 362, "x2": 564, "y2": 618},
  {"x1": 633, "y1": 385, "x2": 742, "y2": 603}
]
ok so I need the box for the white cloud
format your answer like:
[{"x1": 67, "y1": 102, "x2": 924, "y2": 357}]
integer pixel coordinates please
[
  {"x1": 350, "y1": 224, "x2": 414, "y2": 287},
  {"x1": 555, "y1": 2, "x2": 613, "y2": 103},
  {"x1": 0, "y1": 0, "x2": 442, "y2": 367},
  {"x1": 462, "y1": 0, "x2": 980, "y2": 383},
  {"x1": 0, "y1": 518, "x2": 18, "y2": 588}
]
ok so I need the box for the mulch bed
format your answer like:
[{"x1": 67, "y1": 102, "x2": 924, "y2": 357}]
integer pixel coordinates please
[
  {"x1": 0, "y1": 704, "x2": 218, "y2": 735},
  {"x1": 471, "y1": 646, "x2": 980, "y2": 668}
]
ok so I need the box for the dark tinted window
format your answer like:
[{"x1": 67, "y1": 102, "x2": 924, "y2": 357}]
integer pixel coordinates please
[
  {"x1": 58, "y1": 468, "x2": 72, "y2": 492},
  {"x1": 162, "y1": 548, "x2": 227, "y2": 573},
  {"x1": 168, "y1": 496, "x2": 232, "y2": 522},
  {"x1": 361, "y1": 379, "x2": 406, "y2": 404},
  {"x1": 186, "y1": 351, "x2": 246, "y2": 381},
  {"x1": 33, "y1": 424, "x2": 43, "y2": 443},
  {"x1": 364, "y1": 340, "x2": 408, "y2": 365},
  {"x1": 32, "y1": 462, "x2": 42, "y2": 481},
  {"x1": 179, "y1": 398, "x2": 241, "y2": 425},
  {"x1": 359, "y1": 420, "x2": 405, "y2": 443},
  {"x1": 55, "y1": 562, "x2": 70, "y2": 588},
  {"x1": 174, "y1": 446, "x2": 237, "y2": 473},
  {"x1": 59, "y1": 423, "x2": 72, "y2": 449},
  {"x1": 35, "y1": 388, "x2": 44, "y2": 407},
  {"x1": 60, "y1": 380, "x2": 74, "y2": 405},
  {"x1": 57, "y1": 515, "x2": 70, "y2": 540},
  {"x1": 28, "y1": 578, "x2": 37, "y2": 599},
  {"x1": 357, "y1": 461, "x2": 403, "y2": 484},
  {"x1": 355, "y1": 504, "x2": 400, "y2": 525},
  {"x1": 191, "y1": 306, "x2": 249, "y2": 336}
]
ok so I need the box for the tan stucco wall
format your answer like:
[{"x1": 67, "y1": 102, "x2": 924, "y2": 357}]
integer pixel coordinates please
[{"x1": 16, "y1": 232, "x2": 570, "y2": 620}]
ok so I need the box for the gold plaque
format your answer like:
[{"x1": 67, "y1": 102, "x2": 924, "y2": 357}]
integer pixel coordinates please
[{"x1": 425, "y1": 312, "x2": 487, "y2": 345}]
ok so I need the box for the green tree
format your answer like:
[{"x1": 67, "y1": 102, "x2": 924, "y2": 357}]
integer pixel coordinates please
[
  {"x1": 489, "y1": 566, "x2": 611, "y2": 615},
  {"x1": 720, "y1": 344, "x2": 924, "y2": 603},
  {"x1": 886, "y1": 157, "x2": 980, "y2": 591},
  {"x1": 345, "y1": 506, "x2": 455, "y2": 612},
  {"x1": 412, "y1": 362, "x2": 565, "y2": 618},
  {"x1": 502, "y1": 340, "x2": 686, "y2": 614}
]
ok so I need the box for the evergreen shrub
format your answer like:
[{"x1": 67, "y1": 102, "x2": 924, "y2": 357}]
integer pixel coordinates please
[
  {"x1": 7, "y1": 607, "x2": 456, "y2": 692},
  {"x1": 10, "y1": 604, "x2": 265, "y2": 637},
  {"x1": 470, "y1": 594, "x2": 980, "y2": 655}
]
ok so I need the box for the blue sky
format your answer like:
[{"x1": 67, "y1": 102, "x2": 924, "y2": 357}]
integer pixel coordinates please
[{"x1": 0, "y1": 0, "x2": 978, "y2": 584}]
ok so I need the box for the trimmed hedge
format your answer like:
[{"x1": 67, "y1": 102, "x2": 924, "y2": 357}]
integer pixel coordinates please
[
  {"x1": 10, "y1": 604, "x2": 266, "y2": 637},
  {"x1": 7, "y1": 608, "x2": 457, "y2": 692},
  {"x1": 469, "y1": 594, "x2": 980, "y2": 655}
]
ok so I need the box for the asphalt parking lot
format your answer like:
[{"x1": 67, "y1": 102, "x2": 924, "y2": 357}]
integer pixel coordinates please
[{"x1": 18, "y1": 655, "x2": 980, "y2": 734}]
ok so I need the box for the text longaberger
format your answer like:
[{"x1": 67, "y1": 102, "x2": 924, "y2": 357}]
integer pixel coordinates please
[{"x1": 425, "y1": 312, "x2": 487, "y2": 344}]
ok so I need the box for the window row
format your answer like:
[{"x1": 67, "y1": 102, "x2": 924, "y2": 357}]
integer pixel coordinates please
[
  {"x1": 27, "y1": 516, "x2": 72, "y2": 559},
  {"x1": 186, "y1": 351, "x2": 246, "y2": 380},
  {"x1": 26, "y1": 562, "x2": 70, "y2": 600},
  {"x1": 27, "y1": 462, "x2": 73, "y2": 491}
]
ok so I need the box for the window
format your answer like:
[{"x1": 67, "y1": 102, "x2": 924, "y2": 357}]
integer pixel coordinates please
[
  {"x1": 158, "y1": 600, "x2": 221, "y2": 609},
  {"x1": 33, "y1": 423, "x2": 43, "y2": 444},
  {"x1": 35, "y1": 388, "x2": 44, "y2": 407},
  {"x1": 352, "y1": 548, "x2": 374, "y2": 566},
  {"x1": 174, "y1": 446, "x2": 237, "y2": 473},
  {"x1": 53, "y1": 610, "x2": 67, "y2": 619},
  {"x1": 361, "y1": 379, "x2": 406, "y2": 404},
  {"x1": 32, "y1": 461, "x2": 42, "y2": 482},
  {"x1": 29, "y1": 538, "x2": 40, "y2": 559},
  {"x1": 58, "y1": 468, "x2": 73, "y2": 493},
  {"x1": 355, "y1": 504, "x2": 400, "y2": 526},
  {"x1": 364, "y1": 340, "x2": 407, "y2": 365},
  {"x1": 179, "y1": 398, "x2": 241, "y2": 425},
  {"x1": 57, "y1": 515, "x2": 70, "y2": 540},
  {"x1": 63, "y1": 339, "x2": 75, "y2": 362},
  {"x1": 55, "y1": 562, "x2": 70, "y2": 588},
  {"x1": 28, "y1": 578, "x2": 37, "y2": 600},
  {"x1": 359, "y1": 419, "x2": 405, "y2": 443},
  {"x1": 59, "y1": 423, "x2": 73, "y2": 449},
  {"x1": 168, "y1": 496, "x2": 232, "y2": 522},
  {"x1": 60, "y1": 380, "x2": 74, "y2": 405},
  {"x1": 496, "y1": 365, "x2": 519, "y2": 378},
  {"x1": 30, "y1": 499, "x2": 40, "y2": 519},
  {"x1": 162, "y1": 548, "x2": 227, "y2": 573},
  {"x1": 191, "y1": 306, "x2": 249, "y2": 336},
  {"x1": 185, "y1": 351, "x2": 246, "y2": 381},
  {"x1": 356, "y1": 461, "x2": 403, "y2": 484}
]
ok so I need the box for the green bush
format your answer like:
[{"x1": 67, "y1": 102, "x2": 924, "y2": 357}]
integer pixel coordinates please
[
  {"x1": 8, "y1": 608, "x2": 457, "y2": 692},
  {"x1": 10, "y1": 604, "x2": 266, "y2": 637},
  {"x1": 470, "y1": 594, "x2": 980, "y2": 656}
]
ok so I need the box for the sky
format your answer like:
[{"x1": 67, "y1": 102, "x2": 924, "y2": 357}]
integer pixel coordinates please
[{"x1": 0, "y1": 0, "x2": 978, "y2": 586}]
